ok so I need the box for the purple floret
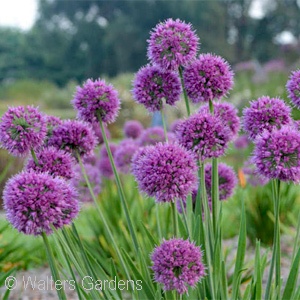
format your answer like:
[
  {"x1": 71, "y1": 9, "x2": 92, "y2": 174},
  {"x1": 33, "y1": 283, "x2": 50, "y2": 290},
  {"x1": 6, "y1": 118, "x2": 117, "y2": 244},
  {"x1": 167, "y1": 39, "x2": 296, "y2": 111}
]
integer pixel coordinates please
[
  {"x1": 48, "y1": 120, "x2": 97, "y2": 159},
  {"x1": 199, "y1": 102, "x2": 240, "y2": 140},
  {"x1": 151, "y1": 238, "x2": 205, "y2": 294},
  {"x1": 242, "y1": 96, "x2": 292, "y2": 141},
  {"x1": 132, "y1": 64, "x2": 182, "y2": 112},
  {"x1": 176, "y1": 112, "x2": 231, "y2": 161},
  {"x1": 183, "y1": 53, "x2": 234, "y2": 103},
  {"x1": 0, "y1": 106, "x2": 47, "y2": 157},
  {"x1": 123, "y1": 120, "x2": 144, "y2": 139},
  {"x1": 3, "y1": 171, "x2": 79, "y2": 235},
  {"x1": 72, "y1": 78, "x2": 120, "y2": 124},
  {"x1": 147, "y1": 18, "x2": 199, "y2": 71},
  {"x1": 131, "y1": 142, "x2": 197, "y2": 203},
  {"x1": 253, "y1": 126, "x2": 300, "y2": 182},
  {"x1": 286, "y1": 69, "x2": 300, "y2": 109}
]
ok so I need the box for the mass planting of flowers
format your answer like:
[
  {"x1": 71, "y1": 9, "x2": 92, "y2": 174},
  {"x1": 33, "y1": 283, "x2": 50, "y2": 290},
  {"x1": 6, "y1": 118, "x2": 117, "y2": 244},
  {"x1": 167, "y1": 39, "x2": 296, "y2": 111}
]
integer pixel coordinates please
[{"x1": 0, "y1": 18, "x2": 299, "y2": 300}]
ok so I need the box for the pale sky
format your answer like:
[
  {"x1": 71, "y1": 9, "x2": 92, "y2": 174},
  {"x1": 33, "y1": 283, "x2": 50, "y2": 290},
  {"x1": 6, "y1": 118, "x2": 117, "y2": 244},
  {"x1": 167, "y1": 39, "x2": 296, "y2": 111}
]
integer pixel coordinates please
[{"x1": 0, "y1": 0, "x2": 37, "y2": 30}]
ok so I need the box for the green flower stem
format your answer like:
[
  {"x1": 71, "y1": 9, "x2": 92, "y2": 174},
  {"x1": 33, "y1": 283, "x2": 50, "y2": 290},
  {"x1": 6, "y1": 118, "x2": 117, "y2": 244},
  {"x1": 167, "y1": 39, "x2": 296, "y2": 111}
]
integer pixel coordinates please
[
  {"x1": 161, "y1": 107, "x2": 168, "y2": 142},
  {"x1": 178, "y1": 66, "x2": 191, "y2": 116},
  {"x1": 42, "y1": 232, "x2": 67, "y2": 300},
  {"x1": 76, "y1": 152, "x2": 131, "y2": 280},
  {"x1": 97, "y1": 115, "x2": 139, "y2": 254},
  {"x1": 30, "y1": 148, "x2": 40, "y2": 166},
  {"x1": 171, "y1": 201, "x2": 178, "y2": 237}
]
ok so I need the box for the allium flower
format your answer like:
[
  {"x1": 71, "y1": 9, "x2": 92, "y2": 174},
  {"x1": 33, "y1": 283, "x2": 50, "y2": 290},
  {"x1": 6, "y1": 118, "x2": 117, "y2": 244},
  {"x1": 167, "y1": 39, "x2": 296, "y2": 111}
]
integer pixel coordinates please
[
  {"x1": 91, "y1": 122, "x2": 111, "y2": 145},
  {"x1": 115, "y1": 139, "x2": 139, "y2": 174},
  {"x1": 183, "y1": 53, "x2": 234, "y2": 103},
  {"x1": 72, "y1": 78, "x2": 120, "y2": 124},
  {"x1": 204, "y1": 163, "x2": 237, "y2": 201},
  {"x1": 199, "y1": 102, "x2": 240, "y2": 139},
  {"x1": 132, "y1": 65, "x2": 181, "y2": 111},
  {"x1": 131, "y1": 143, "x2": 197, "y2": 202},
  {"x1": 124, "y1": 120, "x2": 144, "y2": 139},
  {"x1": 286, "y1": 69, "x2": 300, "y2": 108},
  {"x1": 234, "y1": 135, "x2": 250, "y2": 149},
  {"x1": 3, "y1": 171, "x2": 79, "y2": 235},
  {"x1": 138, "y1": 126, "x2": 166, "y2": 146},
  {"x1": 98, "y1": 143, "x2": 117, "y2": 178},
  {"x1": 147, "y1": 18, "x2": 199, "y2": 71},
  {"x1": 176, "y1": 112, "x2": 231, "y2": 161},
  {"x1": 151, "y1": 238, "x2": 205, "y2": 294},
  {"x1": 242, "y1": 96, "x2": 292, "y2": 141},
  {"x1": 26, "y1": 147, "x2": 75, "y2": 180},
  {"x1": 48, "y1": 120, "x2": 97, "y2": 159},
  {"x1": 242, "y1": 159, "x2": 269, "y2": 186},
  {"x1": 253, "y1": 126, "x2": 300, "y2": 182},
  {"x1": 71, "y1": 163, "x2": 101, "y2": 202},
  {"x1": 0, "y1": 106, "x2": 47, "y2": 157}
]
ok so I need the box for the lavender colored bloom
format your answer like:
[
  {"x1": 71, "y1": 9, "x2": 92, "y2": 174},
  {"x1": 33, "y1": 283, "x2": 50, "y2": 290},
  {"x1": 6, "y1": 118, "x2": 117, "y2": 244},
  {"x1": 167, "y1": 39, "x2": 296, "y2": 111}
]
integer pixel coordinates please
[
  {"x1": 123, "y1": 120, "x2": 144, "y2": 139},
  {"x1": 132, "y1": 65, "x2": 182, "y2": 112},
  {"x1": 72, "y1": 78, "x2": 120, "y2": 124},
  {"x1": 253, "y1": 126, "x2": 300, "y2": 182},
  {"x1": 242, "y1": 96, "x2": 292, "y2": 141},
  {"x1": 234, "y1": 135, "x2": 250, "y2": 149},
  {"x1": 138, "y1": 126, "x2": 166, "y2": 146},
  {"x1": 26, "y1": 147, "x2": 75, "y2": 180},
  {"x1": 147, "y1": 18, "x2": 199, "y2": 71},
  {"x1": 91, "y1": 122, "x2": 111, "y2": 145},
  {"x1": 286, "y1": 69, "x2": 300, "y2": 109},
  {"x1": 199, "y1": 102, "x2": 240, "y2": 139},
  {"x1": 98, "y1": 143, "x2": 117, "y2": 178},
  {"x1": 132, "y1": 142, "x2": 197, "y2": 203},
  {"x1": 0, "y1": 106, "x2": 47, "y2": 157},
  {"x1": 48, "y1": 120, "x2": 97, "y2": 159},
  {"x1": 176, "y1": 112, "x2": 231, "y2": 161},
  {"x1": 151, "y1": 238, "x2": 205, "y2": 294},
  {"x1": 71, "y1": 163, "x2": 101, "y2": 202},
  {"x1": 183, "y1": 53, "x2": 234, "y2": 103},
  {"x1": 242, "y1": 159, "x2": 269, "y2": 186},
  {"x1": 3, "y1": 171, "x2": 79, "y2": 235},
  {"x1": 115, "y1": 139, "x2": 139, "y2": 174},
  {"x1": 204, "y1": 163, "x2": 237, "y2": 201}
]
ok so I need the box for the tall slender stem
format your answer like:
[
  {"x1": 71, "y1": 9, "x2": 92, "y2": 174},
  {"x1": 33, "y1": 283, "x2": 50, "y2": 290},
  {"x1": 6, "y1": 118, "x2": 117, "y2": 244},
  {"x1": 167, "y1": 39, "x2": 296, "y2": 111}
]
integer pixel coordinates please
[
  {"x1": 178, "y1": 66, "x2": 191, "y2": 117},
  {"x1": 161, "y1": 107, "x2": 168, "y2": 142},
  {"x1": 171, "y1": 201, "x2": 178, "y2": 237},
  {"x1": 30, "y1": 148, "x2": 40, "y2": 166},
  {"x1": 42, "y1": 232, "x2": 67, "y2": 300}
]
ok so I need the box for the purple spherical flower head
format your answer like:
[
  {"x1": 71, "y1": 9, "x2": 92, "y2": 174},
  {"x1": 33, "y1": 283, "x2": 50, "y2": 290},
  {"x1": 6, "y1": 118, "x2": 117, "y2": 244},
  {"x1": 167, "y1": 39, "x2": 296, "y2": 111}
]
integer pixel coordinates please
[
  {"x1": 242, "y1": 96, "x2": 292, "y2": 141},
  {"x1": 253, "y1": 126, "x2": 300, "y2": 182},
  {"x1": 0, "y1": 106, "x2": 47, "y2": 157},
  {"x1": 98, "y1": 143, "x2": 117, "y2": 178},
  {"x1": 71, "y1": 163, "x2": 101, "y2": 203},
  {"x1": 199, "y1": 102, "x2": 240, "y2": 139},
  {"x1": 138, "y1": 126, "x2": 166, "y2": 146},
  {"x1": 91, "y1": 122, "x2": 111, "y2": 145},
  {"x1": 151, "y1": 238, "x2": 205, "y2": 294},
  {"x1": 132, "y1": 65, "x2": 182, "y2": 112},
  {"x1": 48, "y1": 120, "x2": 97, "y2": 159},
  {"x1": 204, "y1": 163, "x2": 237, "y2": 201},
  {"x1": 183, "y1": 53, "x2": 234, "y2": 103},
  {"x1": 286, "y1": 69, "x2": 300, "y2": 108},
  {"x1": 26, "y1": 147, "x2": 75, "y2": 180},
  {"x1": 176, "y1": 112, "x2": 231, "y2": 161},
  {"x1": 72, "y1": 78, "x2": 120, "y2": 124},
  {"x1": 148, "y1": 18, "x2": 199, "y2": 71},
  {"x1": 123, "y1": 120, "x2": 144, "y2": 139},
  {"x1": 115, "y1": 139, "x2": 139, "y2": 174},
  {"x1": 3, "y1": 171, "x2": 79, "y2": 235},
  {"x1": 132, "y1": 142, "x2": 197, "y2": 203}
]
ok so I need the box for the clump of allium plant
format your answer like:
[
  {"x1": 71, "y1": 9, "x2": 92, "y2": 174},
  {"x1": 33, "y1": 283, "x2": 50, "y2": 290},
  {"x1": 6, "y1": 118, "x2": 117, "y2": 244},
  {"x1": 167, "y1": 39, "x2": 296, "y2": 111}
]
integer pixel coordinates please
[
  {"x1": 132, "y1": 64, "x2": 182, "y2": 111},
  {"x1": 72, "y1": 78, "x2": 120, "y2": 124},
  {"x1": 132, "y1": 142, "x2": 197, "y2": 202},
  {"x1": 147, "y1": 18, "x2": 199, "y2": 71},
  {"x1": 286, "y1": 69, "x2": 300, "y2": 108},
  {"x1": 242, "y1": 96, "x2": 292, "y2": 141},
  {"x1": 3, "y1": 171, "x2": 79, "y2": 235},
  {"x1": 0, "y1": 106, "x2": 47, "y2": 156},
  {"x1": 151, "y1": 238, "x2": 205, "y2": 294},
  {"x1": 183, "y1": 53, "x2": 234, "y2": 103},
  {"x1": 123, "y1": 120, "x2": 144, "y2": 139}
]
